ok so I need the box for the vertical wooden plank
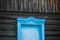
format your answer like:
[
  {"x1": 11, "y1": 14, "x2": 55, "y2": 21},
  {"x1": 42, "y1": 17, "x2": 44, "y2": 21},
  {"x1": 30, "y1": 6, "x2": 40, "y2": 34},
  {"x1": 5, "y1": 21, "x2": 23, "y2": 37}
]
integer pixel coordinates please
[
  {"x1": 44, "y1": 0, "x2": 45, "y2": 12},
  {"x1": 0, "y1": 0, "x2": 1, "y2": 11},
  {"x1": 24, "y1": 0, "x2": 27, "y2": 11},
  {"x1": 57, "y1": 0, "x2": 59, "y2": 13},
  {"x1": 23, "y1": 0, "x2": 25, "y2": 12},
  {"x1": 3, "y1": 0, "x2": 6, "y2": 11},
  {"x1": 54, "y1": 0, "x2": 56, "y2": 13},
  {"x1": 24, "y1": 0, "x2": 29, "y2": 12},
  {"x1": 46, "y1": 0, "x2": 48, "y2": 12},
  {"x1": 15, "y1": 0, "x2": 18, "y2": 11},
  {"x1": 6, "y1": 0, "x2": 9, "y2": 10},
  {"x1": 39, "y1": 0, "x2": 42, "y2": 12},
  {"x1": 48, "y1": 0, "x2": 51, "y2": 12},
  {"x1": 55, "y1": 0, "x2": 58, "y2": 12},
  {"x1": 51, "y1": 0, "x2": 53, "y2": 13},
  {"x1": 42, "y1": 0, "x2": 45, "y2": 12},
  {"x1": 11, "y1": 0, "x2": 15, "y2": 11},
  {"x1": 31, "y1": 0, "x2": 33, "y2": 12},
  {"x1": 55, "y1": 0, "x2": 56, "y2": 13},
  {"x1": 53, "y1": 0, "x2": 55, "y2": 13},
  {"x1": 50, "y1": 0, "x2": 51, "y2": 12},
  {"x1": 57, "y1": 0, "x2": 59, "y2": 12},
  {"x1": 23, "y1": 0, "x2": 27, "y2": 11},
  {"x1": 21, "y1": 0, "x2": 23, "y2": 11},
  {"x1": 55, "y1": 0, "x2": 56, "y2": 12},
  {"x1": 6, "y1": 0, "x2": 12, "y2": 11},
  {"x1": 58, "y1": 0, "x2": 60, "y2": 12},
  {"x1": 47, "y1": 0, "x2": 48, "y2": 12},
  {"x1": 41, "y1": 0, "x2": 43, "y2": 12},
  {"x1": 28, "y1": 0, "x2": 31, "y2": 12},
  {"x1": 33, "y1": 0, "x2": 39, "y2": 12},
  {"x1": 58, "y1": 0, "x2": 59, "y2": 12},
  {"x1": 52, "y1": 0, "x2": 53, "y2": 13},
  {"x1": 44, "y1": 0, "x2": 48, "y2": 12},
  {"x1": 1, "y1": 0, "x2": 3, "y2": 11},
  {"x1": 33, "y1": 0, "x2": 35, "y2": 12},
  {"x1": 2, "y1": 0, "x2": 4, "y2": 11},
  {"x1": 22, "y1": 0, "x2": 24, "y2": 11},
  {"x1": 17, "y1": 0, "x2": 21, "y2": 11},
  {"x1": 23, "y1": 0, "x2": 33, "y2": 12},
  {"x1": 10, "y1": 0, "x2": 12, "y2": 11},
  {"x1": 50, "y1": 0, "x2": 52, "y2": 12},
  {"x1": 59, "y1": 0, "x2": 60, "y2": 12},
  {"x1": 49, "y1": 0, "x2": 52, "y2": 12}
]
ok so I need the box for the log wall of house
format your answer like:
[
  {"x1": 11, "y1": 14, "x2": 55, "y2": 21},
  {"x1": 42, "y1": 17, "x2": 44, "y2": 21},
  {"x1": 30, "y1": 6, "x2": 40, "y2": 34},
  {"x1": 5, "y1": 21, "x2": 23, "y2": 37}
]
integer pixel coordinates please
[
  {"x1": 0, "y1": 0, "x2": 60, "y2": 13},
  {"x1": 0, "y1": 12, "x2": 60, "y2": 40}
]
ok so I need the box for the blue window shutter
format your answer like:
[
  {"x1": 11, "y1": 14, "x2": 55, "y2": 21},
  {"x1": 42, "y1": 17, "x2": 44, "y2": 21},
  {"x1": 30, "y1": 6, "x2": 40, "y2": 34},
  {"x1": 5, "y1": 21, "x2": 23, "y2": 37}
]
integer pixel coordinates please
[{"x1": 17, "y1": 17, "x2": 45, "y2": 40}]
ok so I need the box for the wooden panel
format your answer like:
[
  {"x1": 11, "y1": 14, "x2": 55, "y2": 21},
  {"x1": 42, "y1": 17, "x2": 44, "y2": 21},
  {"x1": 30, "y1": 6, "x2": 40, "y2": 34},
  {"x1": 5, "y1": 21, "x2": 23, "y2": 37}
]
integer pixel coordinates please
[
  {"x1": 0, "y1": 37, "x2": 60, "y2": 40},
  {"x1": 0, "y1": 37, "x2": 16, "y2": 40},
  {"x1": 0, "y1": 0, "x2": 60, "y2": 12},
  {"x1": 45, "y1": 25, "x2": 60, "y2": 31},
  {"x1": 0, "y1": 31, "x2": 16, "y2": 37},
  {"x1": 0, "y1": 12, "x2": 60, "y2": 40},
  {"x1": 46, "y1": 37, "x2": 60, "y2": 40}
]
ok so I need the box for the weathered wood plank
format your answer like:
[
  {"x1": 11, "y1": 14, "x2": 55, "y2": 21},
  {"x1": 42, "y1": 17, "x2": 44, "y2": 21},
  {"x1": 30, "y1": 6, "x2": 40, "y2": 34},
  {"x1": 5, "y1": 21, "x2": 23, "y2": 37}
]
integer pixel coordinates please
[
  {"x1": 46, "y1": 31, "x2": 60, "y2": 36},
  {"x1": 0, "y1": 31, "x2": 60, "y2": 37},
  {"x1": 0, "y1": 31, "x2": 16, "y2": 37},
  {"x1": 0, "y1": 23, "x2": 60, "y2": 31},
  {"x1": 0, "y1": 13, "x2": 60, "y2": 40},
  {"x1": 0, "y1": 37, "x2": 16, "y2": 40},
  {"x1": 0, "y1": 12, "x2": 60, "y2": 20},
  {"x1": 0, "y1": 0, "x2": 60, "y2": 12},
  {"x1": 0, "y1": 37, "x2": 60, "y2": 40},
  {"x1": 46, "y1": 36, "x2": 60, "y2": 40},
  {"x1": 11, "y1": 0, "x2": 15, "y2": 11}
]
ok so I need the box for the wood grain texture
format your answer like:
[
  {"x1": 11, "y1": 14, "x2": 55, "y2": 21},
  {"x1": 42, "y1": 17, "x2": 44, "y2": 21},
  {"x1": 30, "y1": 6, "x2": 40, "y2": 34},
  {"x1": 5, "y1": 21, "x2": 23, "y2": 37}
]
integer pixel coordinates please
[
  {"x1": 0, "y1": 12, "x2": 60, "y2": 40},
  {"x1": 0, "y1": 0, "x2": 60, "y2": 12}
]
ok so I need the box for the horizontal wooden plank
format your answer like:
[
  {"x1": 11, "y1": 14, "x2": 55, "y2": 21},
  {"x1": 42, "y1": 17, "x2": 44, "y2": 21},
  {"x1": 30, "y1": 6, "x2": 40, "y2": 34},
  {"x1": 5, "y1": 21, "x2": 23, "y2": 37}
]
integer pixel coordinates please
[
  {"x1": 0, "y1": 19, "x2": 16, "y2": 23},
  {"x1": 0, "y1": 24, "x2": 16, "y2": 31},
  {"x1": 0, "y1": 24, "x2": 60, "y2": 31},
  {"x1": 0, "y1": 31, "x2": 60, "y2": 37},
  {"x1": 0, "y1": 37, "x2": 16, "y2": 40},
  {"x1": 0, "y1": 12, "x2": 60, "y2": 15},
  {"x1": 45, "y1": 25, "x2": 60, "y2": 31},
  {"x1": 0, "y1": 37, "x2": 60, "y2": 40},
  {"x1": 0, "y1": 13, "x2": 60, "y2": 20},
  {"x1": 0, "y1": 20, "x2": 60, "y2": 25},
  {"x1": 46, "y1": 31, "x2": 60, "y2": 36},
  {"x1": 0, "y1": 19, "x2": 60, "y2": 23},
  {"x1": 46, "y1": 36, "x2": 60, "y2": 40},
  {"x1": 0, "y1": 31, "x2": 16, "y2": 37},
  {"x1": 0, "y1": 19, "x2": 60, "y2": 31}
]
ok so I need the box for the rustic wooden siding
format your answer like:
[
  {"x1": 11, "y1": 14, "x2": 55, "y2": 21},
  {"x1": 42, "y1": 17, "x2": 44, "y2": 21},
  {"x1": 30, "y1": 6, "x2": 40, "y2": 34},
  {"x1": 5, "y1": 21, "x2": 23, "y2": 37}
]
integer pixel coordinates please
[
  {"x1": 0, "y1": 12, "x2": 60, "y2": 40},
  {"x1": 0, "y1": 0, "x2": 60, "y2": 13}
]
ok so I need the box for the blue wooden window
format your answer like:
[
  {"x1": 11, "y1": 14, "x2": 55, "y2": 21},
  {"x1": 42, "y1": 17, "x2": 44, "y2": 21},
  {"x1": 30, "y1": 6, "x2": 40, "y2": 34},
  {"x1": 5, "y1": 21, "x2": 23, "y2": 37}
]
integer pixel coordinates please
[{"x1": 17, "y1": 17, "x2": 45, "y2": 40}]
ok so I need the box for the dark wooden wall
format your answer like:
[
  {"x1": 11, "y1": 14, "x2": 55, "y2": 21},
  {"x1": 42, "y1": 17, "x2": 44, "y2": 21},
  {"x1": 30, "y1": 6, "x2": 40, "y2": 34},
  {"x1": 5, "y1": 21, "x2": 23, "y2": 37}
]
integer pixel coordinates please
[
  {"x1": 0, "y1": 12, "x2": 60, "y2": 40},
  {"x1": 0, "y1": 0, "x2": 60, "y2": 13}
]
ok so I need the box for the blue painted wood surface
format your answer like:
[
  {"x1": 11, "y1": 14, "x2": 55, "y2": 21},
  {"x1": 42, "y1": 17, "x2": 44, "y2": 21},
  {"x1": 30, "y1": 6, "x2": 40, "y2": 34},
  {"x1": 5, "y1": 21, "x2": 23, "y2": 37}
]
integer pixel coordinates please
[{"x1": 17, "y1": 17, "x2": 45, "y2": 40}]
